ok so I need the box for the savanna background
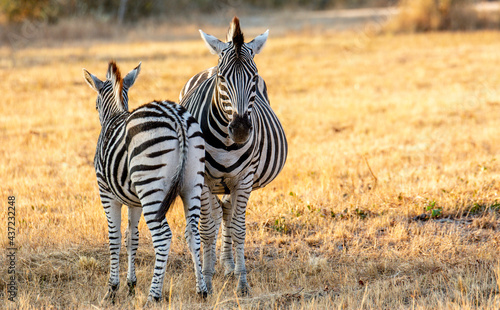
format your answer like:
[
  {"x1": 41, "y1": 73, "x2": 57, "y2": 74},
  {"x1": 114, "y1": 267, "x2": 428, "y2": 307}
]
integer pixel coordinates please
[{"x1": 1, "y1": 0, "x2": 500, "y2": 309}]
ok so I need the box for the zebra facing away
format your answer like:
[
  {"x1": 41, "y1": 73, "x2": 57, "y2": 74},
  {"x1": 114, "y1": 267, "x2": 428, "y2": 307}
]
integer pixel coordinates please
[
  {"x1": 179, "y1": 17, "x2": 288, "y2": 295},
  {"x1": 83, "y1": 61, "x2": 208, "y2": 303}
]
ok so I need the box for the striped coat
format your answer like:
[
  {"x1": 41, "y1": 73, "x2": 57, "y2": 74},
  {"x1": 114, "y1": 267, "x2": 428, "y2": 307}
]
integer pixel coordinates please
[
  {"x1": 179, "y1": 17, "x2": 287, "y2": 295},
  {"x1": 83, "y1": 61, "x2": 207, "y2": 304}
]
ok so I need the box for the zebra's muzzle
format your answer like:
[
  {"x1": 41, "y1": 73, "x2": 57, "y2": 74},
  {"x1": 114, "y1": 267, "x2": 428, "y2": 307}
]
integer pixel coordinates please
[{"x1": 228, "y1": 113, "x2": 253, "y2": 144}]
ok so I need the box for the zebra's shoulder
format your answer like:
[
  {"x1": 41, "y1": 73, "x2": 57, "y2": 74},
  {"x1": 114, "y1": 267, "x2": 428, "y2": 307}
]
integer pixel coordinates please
[{"x1": 179, "y1": 67, "x2": 217, "y2": 102}]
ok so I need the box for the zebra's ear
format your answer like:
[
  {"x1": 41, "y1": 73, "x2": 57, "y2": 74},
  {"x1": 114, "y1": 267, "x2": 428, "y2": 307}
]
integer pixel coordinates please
[
  {"x1": 124, "y1": 62, "x2": 141, "y2": 89},
  {"x1": 83, "y1": 69, "x2": 103, "y2": 92},
  {"x1": 248, "y1": 30, "x2": 269, "y2": 55},
  {"x1": 200, "y1": 30, "x2": 226, "y2": 56}
]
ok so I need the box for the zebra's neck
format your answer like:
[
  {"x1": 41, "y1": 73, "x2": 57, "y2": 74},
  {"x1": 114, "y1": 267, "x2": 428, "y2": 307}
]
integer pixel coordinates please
[
  {"x1": 209, "y1": 87, "x2": 230, "y2": 135},
  {"x1": 99, "y1": 103, "x2": 128, "y2": 125},
  {"x1": 98, "y1": 112, "x2": 130, "y2": 151}
]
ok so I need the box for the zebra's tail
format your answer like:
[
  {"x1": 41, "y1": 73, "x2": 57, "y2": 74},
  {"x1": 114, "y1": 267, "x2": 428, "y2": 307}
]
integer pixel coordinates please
[{"x1": 155, "y1": 102, "x2": 189, "y2": 221}]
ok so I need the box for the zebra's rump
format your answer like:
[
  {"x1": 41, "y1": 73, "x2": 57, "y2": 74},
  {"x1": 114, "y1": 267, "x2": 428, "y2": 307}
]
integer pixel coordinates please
[{"x1": 96, "y1": 101, "x2": 194, "y2": 207}]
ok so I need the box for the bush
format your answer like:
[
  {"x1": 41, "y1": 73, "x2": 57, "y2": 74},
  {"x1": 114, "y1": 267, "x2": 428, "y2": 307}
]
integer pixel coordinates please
[{"x1": 387, "y1": 0, "x2": 478, "y2": 32}]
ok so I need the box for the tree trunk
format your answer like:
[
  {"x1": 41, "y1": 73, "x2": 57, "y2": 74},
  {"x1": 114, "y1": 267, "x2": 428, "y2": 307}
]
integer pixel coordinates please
[{"x1": 118, "y1": 0, "x2": 128, "y2": 24}]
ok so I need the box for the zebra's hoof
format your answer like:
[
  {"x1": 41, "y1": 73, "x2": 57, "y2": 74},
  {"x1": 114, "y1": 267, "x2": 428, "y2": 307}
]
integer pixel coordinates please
[
  {"x1": 204, "y1": 277, "x2": 213, "y2": 294},
  {"x1": 146, "y1": 295, "x2": 161, "y2": 303},
  {"x1": 197, "y1": 290, "x2": 208, "y2": 299},
  {"x1": 206, "y1": 284, "x2": 213, "y2": 295},
  {"x1": 144, "y1": 295, "x2": 162, "y2": 308},
  {"x1": 101, "y1": 284, "x2": 118, "y2": 305},
  {"x1": 237, "y1": 284, "x2": 250, "y2": 297},
  {"x1": 127, "y1": 280, "x2": 137, "y2": 296}
]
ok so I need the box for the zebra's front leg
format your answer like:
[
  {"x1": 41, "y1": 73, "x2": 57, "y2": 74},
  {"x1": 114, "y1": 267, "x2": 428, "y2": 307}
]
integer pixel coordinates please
[
  {"x1": 125, "y1": 206, "x2": 142, "y2": 297},
  {"x1": 143, "y1": 208, "x2": 172, "y2": 303},
  {"x1": 220, "y1": 195, "x2": 235, "y2": 277},
  {"x1": 229, "y1": 188, "x2": 252, "y2": 296},
  {"x1": 101, "y1": 199, "x2": 122, "y2": 304},
  {"x1": 199, "y1": 185, "x2": 222, "y2": 293}
]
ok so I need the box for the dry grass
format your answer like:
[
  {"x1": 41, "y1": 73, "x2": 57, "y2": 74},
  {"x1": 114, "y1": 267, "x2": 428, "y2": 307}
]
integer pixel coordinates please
[
  {"x1": 0, "y1": 29, "x2": 500, "y2": 309},
  {"x1": 384, "y1": 0, "x2": 500, "y2": 33},
  {"x1": 386, "y1": 0, "x2": 497, "y2": 32}
]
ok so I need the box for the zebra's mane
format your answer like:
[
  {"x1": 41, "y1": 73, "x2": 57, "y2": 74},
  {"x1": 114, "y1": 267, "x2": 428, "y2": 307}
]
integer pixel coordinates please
[
  {"x1": 106, "y1": 61, "x2": 124, "y2": 109},
  {"x1": 227, "y1": 16, "x2": 244, "y2": 58}
]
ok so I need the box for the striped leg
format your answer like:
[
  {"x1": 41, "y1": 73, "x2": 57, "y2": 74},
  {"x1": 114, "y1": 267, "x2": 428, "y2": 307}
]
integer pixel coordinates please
[
  {"x1": 143, "y1": 207, "x2": 172, "y2": 302},
  {"x1": 228, "y1": 188, "x2": 252, "y2": 296},
  {"x1": 200, "y1": 185, "x2": 222, "y2": 293},
  {"x1": 220, "y1": 195, "x2": 235, "y2": 276},
  {"x1": 126, "y1": 206, "x2": 142, "y2": 296},
  {"x1": 181, "y1": 191, "x2": 207, "y2": 297},
  {"x1": 102, "y1": 199, "x2": 122, "y2": 303}
]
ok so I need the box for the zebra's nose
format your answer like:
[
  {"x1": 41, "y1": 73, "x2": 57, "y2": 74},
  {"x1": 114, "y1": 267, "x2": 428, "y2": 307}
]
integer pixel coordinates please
[{"x1": 228, "y1": 112, "x2": 252, "y2": 144}]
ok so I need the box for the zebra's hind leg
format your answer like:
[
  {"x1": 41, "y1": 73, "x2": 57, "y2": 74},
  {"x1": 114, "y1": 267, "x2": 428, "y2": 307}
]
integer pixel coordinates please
[
  {"x1": 200, "y1": 186, "x2": 222, "y2": 293},
  {"x1": 220, "y1": 195, "x2": 235, "y2": 277},
  {"x1": 143, "y1": 206, "x2": 172, "y2": 303},
  {"x1": 125, "y1": 206, "x2": 142, "y2": 297},
  {"x1": 181, "y1": 192, "x2": 208, "y2": 297},
  {"x1": 101, "y1": 199, "x2": 122, "y2": 304}
]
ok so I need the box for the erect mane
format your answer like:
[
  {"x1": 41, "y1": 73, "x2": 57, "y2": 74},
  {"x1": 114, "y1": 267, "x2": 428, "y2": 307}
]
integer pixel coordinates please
[
  {"x1": 107, "y1": 61, "x2": 124, "y2": 107},
  {"x1": 227, "y1": 16, "x2": 244, "y2": 57}
]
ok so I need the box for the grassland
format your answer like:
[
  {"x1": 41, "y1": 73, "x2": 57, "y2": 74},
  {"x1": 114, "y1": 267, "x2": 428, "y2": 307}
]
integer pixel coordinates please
[{"x1": 0, "y1": 28, "x2": 500, "y2": 309}]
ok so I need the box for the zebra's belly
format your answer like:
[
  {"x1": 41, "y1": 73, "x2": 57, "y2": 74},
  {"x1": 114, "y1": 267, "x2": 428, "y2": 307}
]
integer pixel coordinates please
[
  {"x1": 105, "y1": 175, "x2": 141, "y2": 207},
  {"x1": 204, "y1": 161, "x2": 281, "y2": 195},
  {"x1": 112, "y1": 189, "x2": 141, "y2": 207},
  {"x1": 203, "y1": 130, "x2": 287, "y2": 195},
  {"x1": 204, "y1": 147, "x2": 255, "y2": 194},
  {"x1": 204, "y1": 163, "x2": 251, "y2": 195}
]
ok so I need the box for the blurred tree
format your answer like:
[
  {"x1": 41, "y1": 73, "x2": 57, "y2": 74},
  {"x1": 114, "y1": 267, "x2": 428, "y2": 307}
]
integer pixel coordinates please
[
  {"x1": 0, "y1": 0, "x2": 397, "y2": 23},
  {"x1": 0, "y1": 0, "x2": 59, "y2": 22}
]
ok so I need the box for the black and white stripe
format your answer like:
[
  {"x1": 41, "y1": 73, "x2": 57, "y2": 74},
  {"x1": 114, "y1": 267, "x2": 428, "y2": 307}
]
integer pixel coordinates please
[
  {"x1": 83, "y1": 61, "x2": 207, "y2": 304},
  {"x1": 179, "y1": 17, "x2": 288, "y2": 295}
]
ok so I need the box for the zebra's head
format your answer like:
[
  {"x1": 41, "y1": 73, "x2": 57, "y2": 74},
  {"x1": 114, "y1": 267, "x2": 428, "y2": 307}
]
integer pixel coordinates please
[
  {"x1": 83, "y1": 61, "x2": 141, "y2": 125},
  {"x1": 200, "y1": 17, "x2": 268, "y2": 144}
]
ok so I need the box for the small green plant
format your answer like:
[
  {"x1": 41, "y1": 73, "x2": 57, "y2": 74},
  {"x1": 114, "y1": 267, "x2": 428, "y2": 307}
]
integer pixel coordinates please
[
  {"x1": 468, "y1": 202, "x2": 484, "y2": 215},
  {"x1": 468, "y1": 201, "x2": 500, "y2": 215},
  {"x1": 272, "y1": 217, "x2": 289, "y2": 234},
  {"x1": 426, "y1": 200, "x2": 442, "y2": 218},
  {"x1": 490, "y1": 201, "x2": 500, "y2": 211},
  {"x1": 355, "y1": 208, "x2": 368, "y2": 219},
  {"x1": 290, "y1": 207, "x2": 302, "y2": 218}
]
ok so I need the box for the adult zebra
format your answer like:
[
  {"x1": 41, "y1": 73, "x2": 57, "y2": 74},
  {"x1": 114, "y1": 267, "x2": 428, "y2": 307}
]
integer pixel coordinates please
[
  {"x1": 179, "y1": 17, "x2": 287, "y2": 295},
  {"x1": 83, "y1": 61, "x2": 208, "y2": 303}
]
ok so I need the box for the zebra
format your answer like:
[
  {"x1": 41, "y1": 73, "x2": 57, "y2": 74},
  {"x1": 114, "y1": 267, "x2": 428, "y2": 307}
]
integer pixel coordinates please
[
  {"x1": 83, "y1": 61, "x2": 208, "y2": 303},
  {"x1": 179, "y1": 17, "x2": 288, "y2": 295}
]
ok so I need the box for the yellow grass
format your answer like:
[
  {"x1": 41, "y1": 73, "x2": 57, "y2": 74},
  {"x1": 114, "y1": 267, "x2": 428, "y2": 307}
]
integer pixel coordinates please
[{"x1": 1, "y1": 29, "x2": 500, "y2": 309}]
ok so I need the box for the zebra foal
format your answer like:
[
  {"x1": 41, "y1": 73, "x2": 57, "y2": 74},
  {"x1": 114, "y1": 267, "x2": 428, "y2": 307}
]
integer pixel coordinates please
[
  {"x1": 180, "y1": 17, "x2": 288, "y2": 295},
  {"x1": 83, "y1": 61, "x2": 208, "y2": 303}
]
